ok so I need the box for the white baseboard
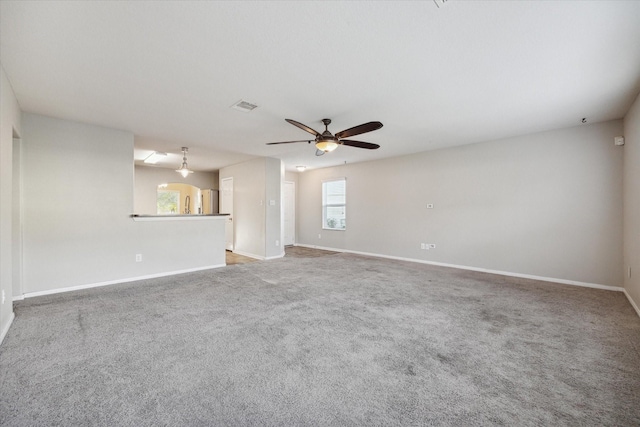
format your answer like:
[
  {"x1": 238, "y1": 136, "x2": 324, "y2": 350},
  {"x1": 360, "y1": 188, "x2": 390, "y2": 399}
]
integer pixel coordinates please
[
  {"x1": 232, "y1": 250, "x2": 266, "y2": 261},
  {"x1": 232, "y1": 250, "x2": 285, "y2": 261},
  {"x1": 623, "y1": 289, "x2": 640, "y2": 317},
  {"x1": 265, "y1": 251, "x2": 285, "y2": 260},
  {"x1": 21, "y1": 264, "x2": 226, "y2": 299},
  {"x1": 294, "y1": 244, "x2": 624, "y2": 293},
  {"x1": 0, "y1": 312, "x2": 15, "y2": 346}
]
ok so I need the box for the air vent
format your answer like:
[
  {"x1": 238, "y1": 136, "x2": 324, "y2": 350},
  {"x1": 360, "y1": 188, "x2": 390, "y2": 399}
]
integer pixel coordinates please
[{"x1": 231, "y1": 99, "x2": 258, "y2": 112}]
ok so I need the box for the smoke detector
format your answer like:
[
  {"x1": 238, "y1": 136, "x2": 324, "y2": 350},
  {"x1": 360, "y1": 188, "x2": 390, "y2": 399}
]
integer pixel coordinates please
[{"x1": 231, "y1": 99, "x2": 258, "y2": 112}]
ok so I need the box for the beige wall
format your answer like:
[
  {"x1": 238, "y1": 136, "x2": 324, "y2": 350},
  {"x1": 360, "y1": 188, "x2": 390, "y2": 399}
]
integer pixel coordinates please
[
  {"x1": 20, "y1": 114, "x2": 225, "y2": 295},
  {"x1": 297, "y1": 120, "x2": 624, "y2": 287},
  {"x1": 134, "y1": 165, "x2": 218, "y2": 215},
  {"x1": 220, "y1": 157, "x2": 283, "y2": 259},
  {"x1": 285, "y1": 171, "x2": 299, "y2": 244},
  {"x1": 12, "y1": 138, "x2": 22, "y2": 298},
  {"x1": 265, "y1": 157, "x2": 283, "y2": 259},
  {"x1": 0, "y1": 64, "x2": 22, "y2": 343},
  {"x1": 623, "y1": 93, "x2": 640, "y2": 309}
]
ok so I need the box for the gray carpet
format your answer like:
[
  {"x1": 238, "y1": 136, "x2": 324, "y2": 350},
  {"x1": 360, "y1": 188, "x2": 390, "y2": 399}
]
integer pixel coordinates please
[{"x1": 1, "y1": 252, "x2": 639, "y2": 426}]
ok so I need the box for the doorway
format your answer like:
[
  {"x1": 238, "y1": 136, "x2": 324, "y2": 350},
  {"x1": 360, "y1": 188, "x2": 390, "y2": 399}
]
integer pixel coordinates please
[
  {"x1": 283, "y1": 181, "x2": 295, "y2": 246},
  {"x1": 221, "y1": 177, "x2": 234, "y2": 251}
]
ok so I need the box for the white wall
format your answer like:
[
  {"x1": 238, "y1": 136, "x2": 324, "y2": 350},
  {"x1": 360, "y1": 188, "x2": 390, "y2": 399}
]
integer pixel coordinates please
[
  {"x1": 0, "y1": 64, "x2": 22, "y2": 343},
  {"x1": 623, "y1": 93, "x2": 640, "y2": 308},
  {"x1": 21, "y1": 114, "x2": 225, "y2": 296},
  {"x1": 134, "y1": 165, "x2": 218, "y2": 214},
  {"x1": 219, "y1": 157, "x2": 283, "y2": 259},
  {"x1": 298, "y1": 120, "x2": 624, "y2": 288}
]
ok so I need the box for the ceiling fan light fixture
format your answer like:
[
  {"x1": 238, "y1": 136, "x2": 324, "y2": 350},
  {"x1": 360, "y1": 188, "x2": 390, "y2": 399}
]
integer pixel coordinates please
[
  {"x1": 175, "y1": 147, "x2": 194, "y2": 177},
  {"x1": 315, "y1": 139, "x2": 339, "y2": 153}
]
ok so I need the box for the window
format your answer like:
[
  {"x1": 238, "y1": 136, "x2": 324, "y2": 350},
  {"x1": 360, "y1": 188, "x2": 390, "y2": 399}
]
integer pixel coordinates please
[
  {"x1": 157, "y1": 190, "x2": 180, "y2": 214},
  {"x1": 322, "y1": 178, "x2": 346, "y2": 230}
]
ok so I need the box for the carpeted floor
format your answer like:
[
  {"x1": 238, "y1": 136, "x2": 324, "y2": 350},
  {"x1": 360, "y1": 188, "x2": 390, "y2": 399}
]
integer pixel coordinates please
[{"x1": 1, "y1": 251, "x2": 639, "y2": 426}]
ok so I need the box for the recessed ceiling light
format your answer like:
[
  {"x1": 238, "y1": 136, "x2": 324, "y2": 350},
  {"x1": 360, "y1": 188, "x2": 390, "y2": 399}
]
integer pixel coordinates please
[
  {"x1": 296, "y1": 165, "x2": 307, "y2": 172},
  {"x1": 144, "y1": 151, "x2": 167, "y2": 164},
  {"x1": 231, "y1": 99, "x2": 258, "y2": 112}
]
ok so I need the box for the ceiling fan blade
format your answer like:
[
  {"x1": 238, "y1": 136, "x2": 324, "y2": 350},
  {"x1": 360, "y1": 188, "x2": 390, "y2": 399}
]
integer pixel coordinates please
[
  {"x1": 335, "y1": 121, "x2": 383, "y2": 139},
  {"x1": 285, "y1": 119, "x2": 321, "y2": 137},
  {"x1": 340, "y1": 140, "x2": 380, "y2": 150},
  {"x1": 266, "y1": 140, "x2": 312, "y2": 145},
  {"x1": 315, "y1": 149, "x2": 325, "y2": 156}
]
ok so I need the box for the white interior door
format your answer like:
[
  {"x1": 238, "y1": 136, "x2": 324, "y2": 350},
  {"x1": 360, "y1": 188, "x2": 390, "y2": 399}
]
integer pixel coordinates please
[
  {"x1": 283, "y1": 181, "x2": 295, "y2": 246},
  {"x1": 221, "y1": 177, "x2": 234, "y2": 251}
]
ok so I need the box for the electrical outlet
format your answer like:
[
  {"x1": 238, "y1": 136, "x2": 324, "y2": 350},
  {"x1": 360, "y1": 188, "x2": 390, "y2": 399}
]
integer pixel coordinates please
[
  {"x1": 420, "y1": 243, "x2": 425, "y2": 250},
  {"x1": 318, "y1": 234, "x2": 321, "y2": 239},
  {"x1": 429, "y1": 244, "x2": 436, "y2": 249},
  {"x1": 136, "y1": 254, "x2": 142, "y2": 262},
  {"x1": 1, "y1": 290, "x2": 5, "y2": 304},
  {"x1": 275, "y1": 240, "x2": 280, "y2": 247}
]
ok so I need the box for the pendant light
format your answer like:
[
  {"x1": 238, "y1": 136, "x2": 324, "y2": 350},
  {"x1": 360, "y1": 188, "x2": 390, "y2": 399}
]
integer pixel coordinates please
[{"x1": 176, "y1": 147, "x2": 193, "y2": 178}]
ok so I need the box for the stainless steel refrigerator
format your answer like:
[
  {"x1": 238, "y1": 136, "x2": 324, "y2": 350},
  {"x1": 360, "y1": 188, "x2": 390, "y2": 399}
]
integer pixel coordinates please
[{"x1": 201, "y1": 189, "x2": 219, "y2": 214}]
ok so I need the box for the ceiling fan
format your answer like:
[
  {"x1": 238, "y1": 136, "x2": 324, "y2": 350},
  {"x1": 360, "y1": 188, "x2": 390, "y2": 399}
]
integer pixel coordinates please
[{"x1": 267, "y1": 118, "x2": 383, "y2": 156}]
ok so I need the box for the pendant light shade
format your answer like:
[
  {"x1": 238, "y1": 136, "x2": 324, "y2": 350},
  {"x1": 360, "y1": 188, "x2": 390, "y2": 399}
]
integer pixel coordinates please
[{"x1": 176, "y1": 147, "x2": 193, "y2": 177}]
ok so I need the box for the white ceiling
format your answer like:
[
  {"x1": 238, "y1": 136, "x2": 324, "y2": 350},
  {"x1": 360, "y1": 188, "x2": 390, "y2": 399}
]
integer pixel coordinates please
[{"x1": 1, "y1": 1, "x2": 639, "y2": 172}]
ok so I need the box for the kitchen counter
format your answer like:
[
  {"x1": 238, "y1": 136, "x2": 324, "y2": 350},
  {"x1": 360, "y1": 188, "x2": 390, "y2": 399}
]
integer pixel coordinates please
[{"x1": 131, "y1": 214, "x2": 229, "y2": 221}]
